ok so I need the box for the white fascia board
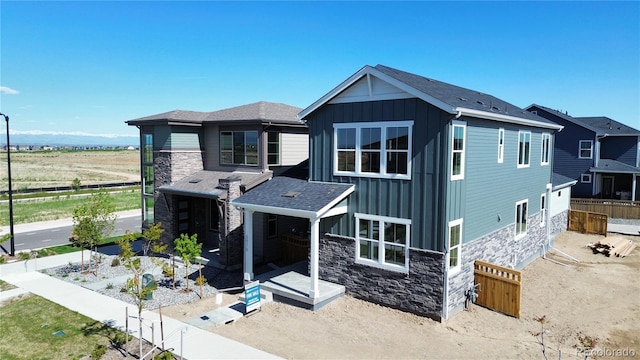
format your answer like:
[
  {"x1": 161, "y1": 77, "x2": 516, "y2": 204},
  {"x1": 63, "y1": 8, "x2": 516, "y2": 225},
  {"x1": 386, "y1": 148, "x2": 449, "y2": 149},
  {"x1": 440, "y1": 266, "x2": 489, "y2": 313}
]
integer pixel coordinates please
[
  {"x1": 552, "y1": 180, "x2": 578, "y2": 191},
  {"x1": 456, "y1": 107, "x2": 564, "y2": 130},
  {"x1": 315, "y1": 184, "x2": 355, "y2": 218},
  {"x1": 232, "y1": 201, "x2": 317, "y2": 219},
  {"x1": 298, "y1": 65, "x2": 457, "y2": 121}
]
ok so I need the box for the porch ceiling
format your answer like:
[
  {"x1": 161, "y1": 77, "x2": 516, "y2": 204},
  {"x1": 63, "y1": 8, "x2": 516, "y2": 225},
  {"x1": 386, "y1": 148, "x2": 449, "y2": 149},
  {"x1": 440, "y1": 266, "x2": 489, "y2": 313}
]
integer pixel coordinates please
[
  {"x1": 231, "y1": 177, "x2": 354, "y2": 219},
  {"x1": 590, "y1": 159, "x2": 640, "y2": 174},
  {"x1": 158, "y1": 170, "x2": 273, "y2": 199}
]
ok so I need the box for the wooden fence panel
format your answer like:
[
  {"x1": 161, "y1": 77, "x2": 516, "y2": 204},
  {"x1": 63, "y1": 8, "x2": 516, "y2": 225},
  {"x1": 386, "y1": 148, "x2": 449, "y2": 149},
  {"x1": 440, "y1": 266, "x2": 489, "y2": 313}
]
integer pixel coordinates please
[
  {"x1": 568, "y1": 209, "x2": 608, "y2": 236},
  {"x1": 473, "y1": 260, "x2": 522, "y2": 318},
  {"x1": 571, "y1": 198, "x2": 640, "y2": 220}
]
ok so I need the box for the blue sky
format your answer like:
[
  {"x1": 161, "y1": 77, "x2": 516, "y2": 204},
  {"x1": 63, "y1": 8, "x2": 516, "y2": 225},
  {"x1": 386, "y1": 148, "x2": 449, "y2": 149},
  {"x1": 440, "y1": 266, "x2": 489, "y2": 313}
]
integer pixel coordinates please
[{"x1": 0, "y1": 1, "x2": 638, "y2": 139}]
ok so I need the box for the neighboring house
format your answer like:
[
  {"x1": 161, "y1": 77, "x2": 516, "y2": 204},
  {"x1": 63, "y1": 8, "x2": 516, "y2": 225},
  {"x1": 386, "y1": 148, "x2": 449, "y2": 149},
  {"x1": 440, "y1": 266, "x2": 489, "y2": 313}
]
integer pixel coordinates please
[
  {"x1": 526, "y1": 105, "x2": 640, "y2": 201},
  {"x1": 232, "y1": 65, "x2": 570, "y2": 320},
  {"x1": 126, "y1": 101, "x2": 308, "y2": 269}
]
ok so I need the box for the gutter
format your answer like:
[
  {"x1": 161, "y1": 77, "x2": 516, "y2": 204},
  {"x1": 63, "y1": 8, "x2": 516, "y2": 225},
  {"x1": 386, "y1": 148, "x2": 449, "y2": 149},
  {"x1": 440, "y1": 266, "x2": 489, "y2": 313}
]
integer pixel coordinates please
[{"x1": 454, "y1": 107, "x2": 564, "y2": 131}]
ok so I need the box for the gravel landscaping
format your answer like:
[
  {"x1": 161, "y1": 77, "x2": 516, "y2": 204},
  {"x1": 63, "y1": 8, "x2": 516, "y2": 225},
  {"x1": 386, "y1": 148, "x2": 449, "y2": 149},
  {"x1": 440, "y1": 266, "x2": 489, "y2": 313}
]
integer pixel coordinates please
[{"x1": 43, "y1": 254, "x2": 244, "y2": 310}]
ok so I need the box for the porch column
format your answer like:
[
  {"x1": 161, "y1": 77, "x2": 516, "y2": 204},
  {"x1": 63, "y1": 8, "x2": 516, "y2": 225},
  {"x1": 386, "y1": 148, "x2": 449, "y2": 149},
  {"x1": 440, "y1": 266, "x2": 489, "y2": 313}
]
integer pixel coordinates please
[
  {"x1": 633, "y1": 174, "x2": 637, "y2": 203},
  {"x1": 243, "y1": 209, "x2": 254, "y2": 282},
  {"x1": 309, "y1": 218, "x2": 320, "y2": 299}
]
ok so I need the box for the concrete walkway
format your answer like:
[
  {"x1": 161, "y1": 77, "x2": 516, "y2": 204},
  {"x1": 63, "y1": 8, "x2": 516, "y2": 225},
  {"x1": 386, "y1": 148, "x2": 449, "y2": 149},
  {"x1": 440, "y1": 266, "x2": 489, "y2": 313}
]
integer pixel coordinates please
[
  {"x1": 0, "y1": 251, "x2": 280, "y2": 360},
  {"x1": 607, "y1": 223, "x2": 640, "y2": 236}
]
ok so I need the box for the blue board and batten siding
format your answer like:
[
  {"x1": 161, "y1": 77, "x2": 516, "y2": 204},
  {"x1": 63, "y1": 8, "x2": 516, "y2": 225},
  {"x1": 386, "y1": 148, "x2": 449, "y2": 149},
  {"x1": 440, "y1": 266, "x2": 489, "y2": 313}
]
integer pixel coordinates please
[
  {"x1": 600, "y1": 136, "x2": 639, "y2": 166},
  {"x1": 456, "y1": 118, "x2": 553, "y2": 243},
  {"x1": 306, "y1": 99, "x2": 450, "y2": 252}
]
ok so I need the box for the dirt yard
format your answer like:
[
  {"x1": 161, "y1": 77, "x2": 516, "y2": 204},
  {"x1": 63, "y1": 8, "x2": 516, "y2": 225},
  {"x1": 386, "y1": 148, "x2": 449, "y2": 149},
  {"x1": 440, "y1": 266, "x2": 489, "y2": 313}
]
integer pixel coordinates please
[{"x1": 158, "y1": 231, "x2": 639, "y2": 359}]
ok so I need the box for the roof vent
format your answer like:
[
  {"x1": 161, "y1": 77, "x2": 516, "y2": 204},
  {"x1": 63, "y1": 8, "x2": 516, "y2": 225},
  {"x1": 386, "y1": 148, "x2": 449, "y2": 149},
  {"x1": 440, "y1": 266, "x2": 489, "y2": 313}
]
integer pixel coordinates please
[
  {"x1": 189, "y1": 179, "x2": 202, "y2": 184},
  {"x1": 458, "y1": 97, "x2": 467, "y2": 101},
  {"x1": 282, "y1": 191, "x2": 301, "y2": 198},
  {"x1": 476, "y1": 100, "x2": 485, "y2": 106}
]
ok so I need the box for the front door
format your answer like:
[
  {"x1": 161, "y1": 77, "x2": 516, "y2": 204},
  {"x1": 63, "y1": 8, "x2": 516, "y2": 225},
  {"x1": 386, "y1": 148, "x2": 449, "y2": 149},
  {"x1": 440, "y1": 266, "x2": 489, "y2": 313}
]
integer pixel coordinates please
[
  {"x1": 177, "y1": 198, "x2": 191, "y2": 235},
  {"x1": 602, "y1": 176, "x2": 615, "y2": 198}
]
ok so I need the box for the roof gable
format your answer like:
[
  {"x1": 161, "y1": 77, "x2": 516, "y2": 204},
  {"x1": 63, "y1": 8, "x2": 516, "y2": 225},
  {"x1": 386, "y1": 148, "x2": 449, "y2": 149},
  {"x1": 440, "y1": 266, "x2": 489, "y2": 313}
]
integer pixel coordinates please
[
  {"x1": 299, "y1": 64, "x2": 562, "y2": 130},
  {"x1": 527, "y1": 104, "x2": 640, "y2": 136}
]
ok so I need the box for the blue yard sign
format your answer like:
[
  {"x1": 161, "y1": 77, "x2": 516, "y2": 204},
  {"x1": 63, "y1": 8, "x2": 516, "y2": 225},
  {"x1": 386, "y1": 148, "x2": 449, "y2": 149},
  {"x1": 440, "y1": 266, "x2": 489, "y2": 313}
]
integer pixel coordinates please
[{"x1": 245, "y1": 280, "x2": 261, "y2": 313}]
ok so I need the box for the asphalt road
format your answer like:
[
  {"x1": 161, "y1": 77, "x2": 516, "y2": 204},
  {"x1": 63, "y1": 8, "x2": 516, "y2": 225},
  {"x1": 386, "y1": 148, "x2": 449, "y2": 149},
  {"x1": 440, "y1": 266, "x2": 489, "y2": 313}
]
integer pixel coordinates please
[{"x1": 0, "y1": 211, "x2": 141, "y2": 254}]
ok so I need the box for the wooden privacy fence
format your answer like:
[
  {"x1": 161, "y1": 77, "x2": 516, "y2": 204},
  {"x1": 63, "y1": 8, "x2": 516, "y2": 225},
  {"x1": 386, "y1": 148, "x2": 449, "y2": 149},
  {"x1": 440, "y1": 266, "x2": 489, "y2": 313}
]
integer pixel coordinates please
[
  {"x1": 568, "y1": 209, "x2": 608, "y2": 236},
  {"x1": 473, "y1": 260, "x2": 522, "y2": 318},
  {"x1": 571, "y1": 198, "x2": 640, "y2": 220}
]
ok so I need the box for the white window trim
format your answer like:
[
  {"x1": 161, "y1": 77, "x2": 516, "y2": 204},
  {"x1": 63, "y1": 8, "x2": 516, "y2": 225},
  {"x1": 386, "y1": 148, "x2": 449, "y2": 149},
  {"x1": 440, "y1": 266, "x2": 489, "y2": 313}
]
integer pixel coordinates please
[
  {"x1": 578, "y1": 140, "x2": 593, "y2": 159},
  {"x1": 515, "y1": 199, "x2": 528, "y2": 240},
  {"x1": 541, "y1": 133, "x2": 551, "y2": 165},
  {"x1": 497, "y1": 128, "x2": 505, "y2": 164},
  {"x1": 450, "y1": 121, "x2": 466, "y2": 181},
  {"x1": 333, "y1": 121, "x2": 413, "y2": 180},
  {"x1": 354, "y1": 213, "x2": 411, "y2": 273},
  {"x1": 581, "y1": 174, "x2": 592, "y2": 183},
  {"x1": 540, "y1": 193, "x2": 546, "y2": 227},
  {"x1": 517, "y1": 131, "x2": 531, "y2": 168},
  {"x1": 447, "y1": 219, "x2": 463, "y2": 274}
]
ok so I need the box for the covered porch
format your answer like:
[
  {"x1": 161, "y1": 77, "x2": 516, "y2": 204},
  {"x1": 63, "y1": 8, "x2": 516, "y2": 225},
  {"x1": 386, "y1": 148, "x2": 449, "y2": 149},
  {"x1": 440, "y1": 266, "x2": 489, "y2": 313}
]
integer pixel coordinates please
[
  {"x1": 231, "y1": 177, "x2": 354, "y2": 309},
  {"x1": 590, "y1": 160, "x2": 640, "y2": 201}
]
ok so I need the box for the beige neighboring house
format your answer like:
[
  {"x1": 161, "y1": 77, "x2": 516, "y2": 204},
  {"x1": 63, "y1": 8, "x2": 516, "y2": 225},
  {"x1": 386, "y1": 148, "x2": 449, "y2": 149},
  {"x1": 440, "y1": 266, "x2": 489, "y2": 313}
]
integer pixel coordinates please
[{"x1": 126, "y1": 101, "x2": 308, "y2": 269}]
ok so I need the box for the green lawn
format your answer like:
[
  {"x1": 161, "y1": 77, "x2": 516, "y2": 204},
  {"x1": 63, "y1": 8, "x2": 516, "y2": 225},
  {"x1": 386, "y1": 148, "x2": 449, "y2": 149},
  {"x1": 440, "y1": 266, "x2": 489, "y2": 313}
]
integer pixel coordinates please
[
  {"x1": 0, "y1": 189, "x2": 140, "y2": 224},
  {"x1": 0, "y1": 295, "x2": 128, "y2": 360}
]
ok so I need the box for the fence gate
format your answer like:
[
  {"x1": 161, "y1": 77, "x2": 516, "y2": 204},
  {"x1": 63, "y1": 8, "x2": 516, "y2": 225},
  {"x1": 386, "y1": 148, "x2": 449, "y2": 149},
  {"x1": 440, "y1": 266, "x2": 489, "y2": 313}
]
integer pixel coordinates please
[
  {"x1": 473, "y1": 260, "x2": 522, "y2": 318},
  {"x1": 568, "y1": 209, "x2": 608, "y2": 236}
]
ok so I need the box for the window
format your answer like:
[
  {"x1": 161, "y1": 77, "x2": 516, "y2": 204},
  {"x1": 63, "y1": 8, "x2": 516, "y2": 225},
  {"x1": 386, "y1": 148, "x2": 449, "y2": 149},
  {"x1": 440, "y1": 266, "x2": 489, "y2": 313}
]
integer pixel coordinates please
[
  {"x1": 448, "y1": 219, "x2": 463, "y2": 272},
  {"x1": 220, "y1": 131, "x2": 259, "y2": 165},
  {"x1": 267, "y1": 214, "x2": 278, "y2": 238},
  {"x1": 142, "y1": 133, "x2": 154, "y2": 226},
  {"x1": 579, "y1": 140, "x2": 593, "y2": 159},
  {"x1": 517, "y1": 131, "x2": 531, "y2": 168},
  {"x1": 451, "y1": 123, "x2": 466, "y2": 180},
  {"x1": 581, "y1": 174, "x2": 592, "y2": 183},
  {"x1": 209, "y1": 199, "x2": 220, "y2": 232},
  {"x1": 267, "y1": 132, "x2": 280, "y2": 165},
  {"x1": 540, "y1": 194, "x2": 546, "y2": 226},
  {"x1": 355, "y1": 213, "x2": 411, "y2": 272},
  {"x1": 334, "y1": 121, "x2": 412, "y2": 179},
  {"x1": 515, "y1": 200, "x2": 528, "y2": 239},
  {"x1": 541, "y1": 133, "x2": 551, "y2": 165},
  {"x1": 497, "y1": 128, "x2": 505, "y2": 163}
]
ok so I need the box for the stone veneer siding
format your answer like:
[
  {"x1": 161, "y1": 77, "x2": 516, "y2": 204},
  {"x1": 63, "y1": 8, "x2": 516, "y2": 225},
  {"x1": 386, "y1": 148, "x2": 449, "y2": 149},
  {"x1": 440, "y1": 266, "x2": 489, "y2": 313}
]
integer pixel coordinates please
[
  {"x1": 218, "y1": 177, "x2": 243, "y2": 268},
  {"x1": 153, "y1": 150, "x2": 203, "y2": 245},
  {"x1": 319, "y1": 234, "x2": 445, "y2": 321},
  {"x1": 446, "y1": 211, "x2": 567, "y2": 317}
]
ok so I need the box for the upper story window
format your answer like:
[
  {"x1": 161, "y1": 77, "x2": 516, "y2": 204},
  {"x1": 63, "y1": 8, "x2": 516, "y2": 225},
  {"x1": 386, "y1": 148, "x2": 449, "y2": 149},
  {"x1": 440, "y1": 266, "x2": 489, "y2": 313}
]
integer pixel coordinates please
[
  {"x1": 355, "y1": 213, "x2": 410, "y2": 273},
  {"x1": 541, "y1": 133, "x2": 551, "y2": 165},
  {"x1": 515, "y1": 199, "x2": 528, "y2": 239},
  {"x1": 451, "y1": 122, "x2": 466, "y2": 181},
  {"x1": 267, "y1": 132, "x2": 280, "y2": 165},
  {"x1": 220, "y1": 131, "x2": 258, "y2": 166},
  {"x1": 497, "y1": 128, "x2": 505, "y2": 164},
  {"x1": 517, "y1": 131, "x2": 531, "y2": 168},
  {"x1": 579, "y1": 140, "x2": 593, "y2": 159},
  {"x1": 334, "y1": 121, "x2": 413, "y2": 180}
]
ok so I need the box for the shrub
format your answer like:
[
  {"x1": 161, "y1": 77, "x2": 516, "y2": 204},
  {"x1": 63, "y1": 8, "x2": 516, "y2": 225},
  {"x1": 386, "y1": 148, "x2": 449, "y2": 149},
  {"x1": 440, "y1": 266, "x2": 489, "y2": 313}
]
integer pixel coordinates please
[
  {"x1": 111, "y1": 258, "x2": 120, "y2": 267},
  {"x1": 91, "y1": 344, "x2": 107, "y2": 359},
  {"x1": 0, "y1": 256, "x2": 5, "y2": 264},
  {"x1": 106, "y1": 283, "x2": 114, "y2": 290},
  {"x1": 195, "y1": 275, "x2": 207, "y2": 287},
  {"x1": 154, "y1": 351, "x2": 174, "y2": 360},
  {"x1": 19, "y1": 252, "x2": 30, "y2": 261},
  {"x1": 110, "y1": 332, "x2": 132, "y2": 348},
  {"x1": 162, "y1": 263, "x2": 174, "y2": 278}
]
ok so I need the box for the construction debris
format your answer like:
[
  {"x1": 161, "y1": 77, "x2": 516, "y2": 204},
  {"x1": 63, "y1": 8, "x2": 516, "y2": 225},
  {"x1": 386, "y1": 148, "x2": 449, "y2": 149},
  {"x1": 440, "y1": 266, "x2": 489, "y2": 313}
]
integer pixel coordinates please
[{"x1": 587, "y1": 236, "x2": 636, "y2": 257}]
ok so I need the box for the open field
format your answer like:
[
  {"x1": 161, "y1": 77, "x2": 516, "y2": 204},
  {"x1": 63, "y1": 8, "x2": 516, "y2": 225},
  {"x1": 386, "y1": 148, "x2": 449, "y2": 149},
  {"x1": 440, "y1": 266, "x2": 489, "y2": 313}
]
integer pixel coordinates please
[{"x1": 0, "y1": 150, "x2": 140, "y2": 192}]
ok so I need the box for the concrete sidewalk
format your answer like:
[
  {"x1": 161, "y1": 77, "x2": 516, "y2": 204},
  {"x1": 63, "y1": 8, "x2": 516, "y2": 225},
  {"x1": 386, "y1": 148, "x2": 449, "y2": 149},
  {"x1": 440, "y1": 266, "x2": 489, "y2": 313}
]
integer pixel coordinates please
[
  {"x1": 0, "y1": 251, "x2": 280, "y2": 360},
  {"x1": 607, "y1": 223, "x2": 640, "y2": 236}
]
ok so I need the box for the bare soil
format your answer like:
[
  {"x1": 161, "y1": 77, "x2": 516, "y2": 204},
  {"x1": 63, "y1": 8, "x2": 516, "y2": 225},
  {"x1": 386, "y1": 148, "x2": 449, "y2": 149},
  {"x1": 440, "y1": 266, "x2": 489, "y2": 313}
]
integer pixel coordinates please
[{"x1": 154, "y1": 231, "x2": 639, "y2": 360}]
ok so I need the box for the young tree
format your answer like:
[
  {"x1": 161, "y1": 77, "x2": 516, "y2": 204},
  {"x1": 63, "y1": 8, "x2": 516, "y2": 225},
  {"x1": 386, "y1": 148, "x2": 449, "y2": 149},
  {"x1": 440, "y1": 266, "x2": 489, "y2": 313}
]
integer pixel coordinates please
[
  {"x1": 141, "y1": 222, "x2": 166, "y2": 256},
  {"x1": 70, "y1": 189, "x2": 116, "y2": 275},
  {"x1": 173, "y1": 233, "x2": 202, "y2": 293},
  {"x1": 117, "y1": 230, "x2": 156, "y2": 358}
]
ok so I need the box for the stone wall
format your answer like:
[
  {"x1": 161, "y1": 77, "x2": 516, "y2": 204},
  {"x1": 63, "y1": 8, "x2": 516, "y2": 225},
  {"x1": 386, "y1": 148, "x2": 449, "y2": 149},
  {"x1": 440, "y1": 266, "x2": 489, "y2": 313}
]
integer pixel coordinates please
[
  {"x1": 319, "y1": 234, "x2": 445, "y2": 320},
  {"x1": 218, "y1": 177, "x2": 243, "y2": 268},
  {"x1": 550, "y1": 210, "x2": 568, "y2": 236}
]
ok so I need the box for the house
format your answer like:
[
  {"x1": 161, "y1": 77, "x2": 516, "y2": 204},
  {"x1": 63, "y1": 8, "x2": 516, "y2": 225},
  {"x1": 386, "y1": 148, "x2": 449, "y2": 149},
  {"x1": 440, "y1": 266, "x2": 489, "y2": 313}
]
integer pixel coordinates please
[
  {"x1": 232, "y1": 65, "x2": 570, "y2": 320},
  {"x1": 126, "y1": 101, "x2": 308, "y2": 268},
  {"x1": 526, "y1": 105, "x2": 640, "y2": 201}
]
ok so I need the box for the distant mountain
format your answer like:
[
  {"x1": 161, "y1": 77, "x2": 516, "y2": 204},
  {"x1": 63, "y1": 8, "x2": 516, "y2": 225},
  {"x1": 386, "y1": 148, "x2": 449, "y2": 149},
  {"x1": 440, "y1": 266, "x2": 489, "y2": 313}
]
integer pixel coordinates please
[{"x1": 3, "y1": 133, "x2": 140, "y2": 147}]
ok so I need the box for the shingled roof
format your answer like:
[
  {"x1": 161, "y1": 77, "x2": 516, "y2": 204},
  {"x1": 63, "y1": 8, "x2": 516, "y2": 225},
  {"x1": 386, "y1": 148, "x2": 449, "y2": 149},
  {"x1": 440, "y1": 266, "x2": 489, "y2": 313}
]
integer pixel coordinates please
[
  {"x1": 527, "y1": 105, "x2": 639, "y2": 136},
  {"x1": 299, "y1": 64, "x2": 562, "y2": 130},
  {"x1": 127, "y1": 101, "x2": 304, "y2": 127}
]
